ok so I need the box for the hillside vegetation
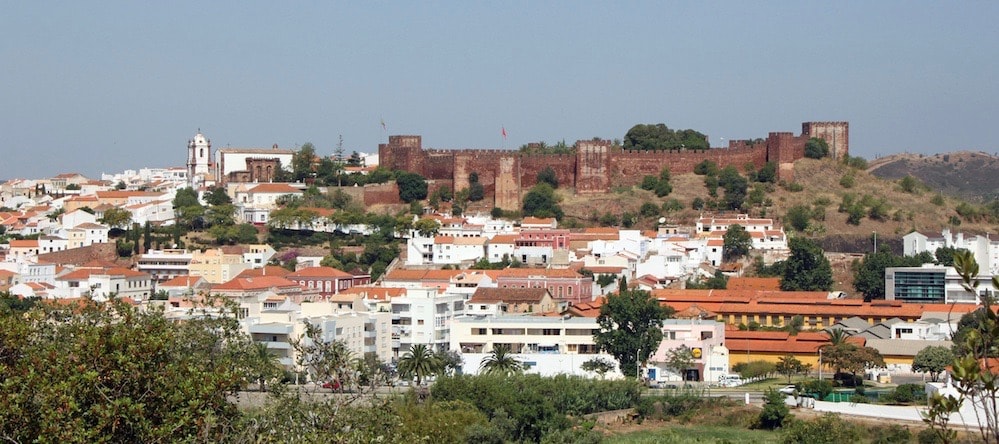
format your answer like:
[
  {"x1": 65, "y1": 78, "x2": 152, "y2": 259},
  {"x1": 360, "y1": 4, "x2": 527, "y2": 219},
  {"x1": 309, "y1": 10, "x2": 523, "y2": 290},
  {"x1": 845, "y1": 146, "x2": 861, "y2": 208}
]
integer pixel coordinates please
[
  {"x1": 559, "y1": 156, "x2": 997, "y2": 251},
  {"x1": 868, "y1": 151, "x2": 999, "y2": 203}
]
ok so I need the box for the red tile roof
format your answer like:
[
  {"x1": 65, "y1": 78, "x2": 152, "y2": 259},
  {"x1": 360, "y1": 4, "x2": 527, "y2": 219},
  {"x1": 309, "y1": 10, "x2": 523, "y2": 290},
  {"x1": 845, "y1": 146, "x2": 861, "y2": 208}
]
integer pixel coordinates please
[
  {"x1": 287, "y1": 266, "x2": 353, "y2": 278},
  {"x1": 235, "y1": 266, "x2": 291, "y2": 278},
  {"x1": 212, "y1": 276, "x2": 302, "y2": 291},
  {"x1": 248, "y1": 183, "x2": 302, "y2": 194}
]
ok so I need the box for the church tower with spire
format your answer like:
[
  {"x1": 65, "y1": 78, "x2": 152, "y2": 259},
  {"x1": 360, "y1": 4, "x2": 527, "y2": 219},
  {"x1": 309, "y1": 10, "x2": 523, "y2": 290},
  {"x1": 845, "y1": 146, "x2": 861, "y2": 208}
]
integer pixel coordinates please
[{"x1": 187, "y1": 130, "x2": 212, "y2": 186}]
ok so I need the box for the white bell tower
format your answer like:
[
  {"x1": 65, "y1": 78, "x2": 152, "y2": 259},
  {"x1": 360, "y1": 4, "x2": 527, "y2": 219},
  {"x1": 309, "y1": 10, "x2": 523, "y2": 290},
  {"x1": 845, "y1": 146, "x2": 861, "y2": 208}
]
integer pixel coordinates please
[{"x1": 187, "y1": 130, "x2": 212, "y2": 186}]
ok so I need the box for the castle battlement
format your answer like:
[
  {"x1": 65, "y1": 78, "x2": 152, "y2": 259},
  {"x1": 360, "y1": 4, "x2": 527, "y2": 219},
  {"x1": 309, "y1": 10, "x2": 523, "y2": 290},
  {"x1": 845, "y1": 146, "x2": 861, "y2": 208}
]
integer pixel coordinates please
[{"x1": 378, "y1": 121, "x2": 847, "y2": 210}]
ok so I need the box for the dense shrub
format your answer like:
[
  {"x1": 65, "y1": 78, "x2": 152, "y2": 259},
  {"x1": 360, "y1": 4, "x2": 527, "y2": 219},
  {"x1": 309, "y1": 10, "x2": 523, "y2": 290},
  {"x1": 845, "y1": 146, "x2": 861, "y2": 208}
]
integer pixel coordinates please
[
  {"x1": 757, "y1": 389, "x2": 790, "y2": 430},
  {"x1": 781, "y1": 413, "x2": 861, "y2": 444},
  {"x1": 870, "y1": 424, "x2": 913, "y2": 444},
  {"x1": 432, "y1": 374, "x2": 640, "y2": 442}
]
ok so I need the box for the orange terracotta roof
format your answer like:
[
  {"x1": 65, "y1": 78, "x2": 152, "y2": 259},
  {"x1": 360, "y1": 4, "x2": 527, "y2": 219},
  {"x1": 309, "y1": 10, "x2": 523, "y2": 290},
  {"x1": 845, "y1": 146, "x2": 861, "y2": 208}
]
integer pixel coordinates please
[
  {"x1": 470, "y1": 287, "x2": 550, "y2": 304},
  {"x1": 567, "y1": 297, "x2": 606, "y2": 317},
  {"x1": 9, "y1": 240, "x2": 39, "y2": 248},
  {"x1": 212, "y1": 276, "x2": 301, "y2": 291},
  {"x1": 235, "y1": 266, "x2": 291, "y2": 278},
  {"x1": 248, "y1": 183, "x2": 302, "y2": 194},
  {"x1": 489, "y1": 234, "x2": 518, "y2": 244},
  {"x1": 287, "y1": 266, "x2": 353, "y2": 278},
  {"x1": 727, "y1": 278, "x2": 781, "y2": 291},
  {"x1": 158, "y1": 275, "x2": 207, "y2": 288}
]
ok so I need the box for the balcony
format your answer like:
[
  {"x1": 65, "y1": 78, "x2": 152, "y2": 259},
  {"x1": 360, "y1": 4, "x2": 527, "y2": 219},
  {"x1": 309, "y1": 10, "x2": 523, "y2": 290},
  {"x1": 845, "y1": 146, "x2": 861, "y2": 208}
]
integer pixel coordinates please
[
  {"x1": 248, "y1": 323, "x2": 294, "y2": 335},
  {"x1": 259, "y1": 341, "x2": 292, "y2": 350}
]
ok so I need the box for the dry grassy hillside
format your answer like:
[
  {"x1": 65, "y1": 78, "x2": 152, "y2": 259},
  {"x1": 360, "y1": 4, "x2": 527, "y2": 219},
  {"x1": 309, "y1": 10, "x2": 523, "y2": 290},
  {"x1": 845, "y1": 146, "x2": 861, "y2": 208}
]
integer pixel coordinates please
[
  {"x1": 868, "y1": 151, "x2": 999, "y2": 203},
  {"x1": 559, "y1": 157, "x2": 995, "y2": 245}
]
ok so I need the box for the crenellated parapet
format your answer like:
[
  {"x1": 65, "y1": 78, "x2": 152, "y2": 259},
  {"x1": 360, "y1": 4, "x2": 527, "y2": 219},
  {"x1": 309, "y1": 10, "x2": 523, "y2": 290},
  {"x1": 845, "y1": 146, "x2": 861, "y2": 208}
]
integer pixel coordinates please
[{"x1": 376, "y1": 121, "x2": 846, "y2": 209}]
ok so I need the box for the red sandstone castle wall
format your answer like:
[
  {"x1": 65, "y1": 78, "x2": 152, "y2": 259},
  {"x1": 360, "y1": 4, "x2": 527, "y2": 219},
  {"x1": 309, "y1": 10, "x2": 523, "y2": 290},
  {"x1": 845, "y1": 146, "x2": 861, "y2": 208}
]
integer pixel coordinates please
[
  {"x1": 517, "y1": 154, "x2": 577, "y2": 189},
  {"x1": 609, "y1": 146, "x2": 768, "y2": 187},
  {"x1": 376, "y1": 121, "x2": 845, "y2": 209},
  {"x1": 363, "y1": 182, "x2": 401, "y2": 206}
]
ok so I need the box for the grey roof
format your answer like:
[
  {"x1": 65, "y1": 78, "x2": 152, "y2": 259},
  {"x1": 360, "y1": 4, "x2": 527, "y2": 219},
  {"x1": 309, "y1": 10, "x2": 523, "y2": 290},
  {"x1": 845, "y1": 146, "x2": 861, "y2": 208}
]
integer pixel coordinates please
[
  {"x1": 858, "y1": 324, "x2": 892, "y2": 340},
  {"x1": 865, "y1": 339, "x2": 952, "y2": 357},
  {"x1": 829, "y1": 316, "x2": 871, "y2": 333}
]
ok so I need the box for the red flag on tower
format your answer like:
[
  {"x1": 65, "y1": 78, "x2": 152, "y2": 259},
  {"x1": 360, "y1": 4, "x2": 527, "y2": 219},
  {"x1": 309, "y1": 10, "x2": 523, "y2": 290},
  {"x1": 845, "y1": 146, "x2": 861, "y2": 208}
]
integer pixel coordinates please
[{"x1": 501, "y1": 126, "x2": 507, "y2": 140}]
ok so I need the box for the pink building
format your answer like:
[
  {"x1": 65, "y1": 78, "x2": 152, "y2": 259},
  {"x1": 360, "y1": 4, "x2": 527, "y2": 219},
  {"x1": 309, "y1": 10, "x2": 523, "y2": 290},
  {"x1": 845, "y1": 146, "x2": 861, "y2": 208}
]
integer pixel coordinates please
[
  {"x1": 286, "y1": 266, "x2": 371, "y2": 299},
  {"x1": 495, "y1": 267, "x2": 593, "y2": 305}
]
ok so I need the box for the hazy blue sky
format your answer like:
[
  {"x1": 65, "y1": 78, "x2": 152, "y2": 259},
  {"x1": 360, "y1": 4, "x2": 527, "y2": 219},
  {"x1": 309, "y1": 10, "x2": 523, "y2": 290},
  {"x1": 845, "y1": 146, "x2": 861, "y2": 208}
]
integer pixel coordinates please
[{"x1": 2, "y1": 1, "x2": 997, "y2": 179}]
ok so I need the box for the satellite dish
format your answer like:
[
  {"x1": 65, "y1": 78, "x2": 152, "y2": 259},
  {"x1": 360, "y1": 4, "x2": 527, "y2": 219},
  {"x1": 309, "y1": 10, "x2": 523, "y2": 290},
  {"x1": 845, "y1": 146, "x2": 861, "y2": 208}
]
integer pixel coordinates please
[{"x1": 658, "y1": 217, "x2": 666, "y2": 224}]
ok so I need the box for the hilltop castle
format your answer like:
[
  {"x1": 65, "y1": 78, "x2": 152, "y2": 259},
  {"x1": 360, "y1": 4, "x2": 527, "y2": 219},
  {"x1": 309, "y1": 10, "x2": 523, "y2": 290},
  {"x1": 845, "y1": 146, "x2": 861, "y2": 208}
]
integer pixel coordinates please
[{"x1": 379, "y1": 121, "x2": 848, "y2": 210}]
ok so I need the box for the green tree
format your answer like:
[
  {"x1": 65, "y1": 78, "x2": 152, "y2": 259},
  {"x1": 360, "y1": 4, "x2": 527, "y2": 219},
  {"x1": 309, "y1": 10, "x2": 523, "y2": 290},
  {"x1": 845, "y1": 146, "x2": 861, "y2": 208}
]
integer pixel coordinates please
[
  {"x1": 758, "y1": 388, "x2": 791, "y2": 430},
  {"x1": 434, "y1": 349, "x2": 463, "y2": 377},
  {"x1": 594, "y1": 289, "x2": 672, "y2": 379},
  {"x1": 852, "y1": 249, "x2": 934, "y2": 301},
  {"x1": 805, "y1": 137, "x2": 830, "y2": 159},
  {"x1": 537, "y1": 166, "x2": 558, "y2": 188},
  {"x1": 723, "y1": 224, "x2": 751, "y2": 261},
  {"x1": 756, "y1": 162, "x2": 777, "y2": 183},
  {"x1": 780, "y1": 237, "x2": 833, "y2": 291},
  {"x1": 694, "y1": 160, "x2": 718, "y2": 176},
  {"x1": 205, "y1": 186, "x2": 232, "y2": 206},
  {"x1": 248, "y1": 341, "x2": 283, "y2": 392},
  {"x1": 0, "y1": 298, "x2": 253, "y2": 442},
  {"x1": 522, "y1": 183, "x2": 563, "y2": 220},
  {"x1": 580, "y1": 357, "x2": 616, "y2": 379},
  {"x1": 785, "y1": 205, "x2": 812, "y2": 232},
  {"x1": 776, "y1": 354, "x2": 806, "y2": 383},
  {"x1": 413, "y1": 218, "x2": 440, "y2": 237},
  {"x1": 99, "y1": 206, "x2": 132, "y2": 230},
  {"x1": 468, "y1": 172, "x2": 485, "y2": 201},
  {"x1": 396, "y1": 171, "x2": 428, "y2": 203},
  {"x1": 172, "y1": 187, "x2": 204, "y2": 229},
  {"x1": 934, "y1": 246, "x2": 967, "y2": 267},
  {"x1": 662, "y1": 346, "x2": 695, "y2": 380},
  {"x1": 623, "y1": 124, "x2": 709, "y2": 151},
  {"x1": 293, "y1": 322, "x2": 355, "y2": 389},
  {"x1": 912, "y1": 346, "x2": 954, "y2": 382},
  {"x1": 292, "y1": 142, "x2": 317, "y2": 182},
  {"x1": 479, "y1": 345, "x2": 524, "y2": 376},
  {"x1": 398, "y1": 344, "x2": 441, "y2": 385},
  {"x1": 718, "y1": 166, "x2": 748, "y2": 210}
]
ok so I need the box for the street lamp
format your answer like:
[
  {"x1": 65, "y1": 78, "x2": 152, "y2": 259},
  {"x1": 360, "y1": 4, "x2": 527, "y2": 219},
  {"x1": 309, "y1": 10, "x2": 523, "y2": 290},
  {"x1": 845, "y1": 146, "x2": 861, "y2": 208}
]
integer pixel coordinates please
[
  {"x1": 873, "y1": 231, "x2": 877, "y2": 253},
  {"x1": 818, "y1": 348, "x2": 823, "y2": 381}
]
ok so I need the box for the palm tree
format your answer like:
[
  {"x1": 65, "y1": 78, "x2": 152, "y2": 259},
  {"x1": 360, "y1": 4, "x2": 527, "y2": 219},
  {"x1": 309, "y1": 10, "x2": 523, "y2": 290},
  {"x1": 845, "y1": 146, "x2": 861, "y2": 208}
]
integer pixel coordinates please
[
  {"x1": 821, "y1": 328, "x2": 851, "y2": 380},
  {"x1": 825, "y1": 328, "x2": 848, "y2": 346},
  {"x1": 249, "y1": 341, "x2": 282, "y2": 392},
  {"x1": 479, "y1": 344, "x2": 524, "y2": 376},
  {"x1": 397, "y1": 344, "x2": 440, "y2": 385}
]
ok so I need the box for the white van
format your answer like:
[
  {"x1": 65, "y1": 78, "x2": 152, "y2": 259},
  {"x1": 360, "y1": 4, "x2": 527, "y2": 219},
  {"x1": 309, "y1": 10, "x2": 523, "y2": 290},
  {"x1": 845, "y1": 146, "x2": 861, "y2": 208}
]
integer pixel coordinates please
[{"x1": 718, "y1": 374, "x2": 743, "y2": 387}]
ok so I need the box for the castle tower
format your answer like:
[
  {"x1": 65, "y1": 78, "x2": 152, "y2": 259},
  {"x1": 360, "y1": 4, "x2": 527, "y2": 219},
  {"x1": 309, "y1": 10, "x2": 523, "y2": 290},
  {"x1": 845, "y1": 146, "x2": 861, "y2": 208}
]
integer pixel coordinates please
[
  {"x1": 187, "y1": 130, "x2": 212, "y2": 186},
  {"x1": 575, "y1": 140, "x2": 610, "y2": 193},
  {"x1": 802, "y1": 122, "x2": 849, "y2": 160}
]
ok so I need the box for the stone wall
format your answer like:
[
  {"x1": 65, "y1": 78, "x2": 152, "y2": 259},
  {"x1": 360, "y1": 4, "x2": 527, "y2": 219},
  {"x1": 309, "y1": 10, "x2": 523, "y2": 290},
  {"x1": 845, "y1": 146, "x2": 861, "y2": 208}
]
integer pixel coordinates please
[
  {"x1": 362, "y1": 182, "x2": 401, "y2": 206},
  {"x1": 377, "y1": 122, "x2": 846, "y2": 209}
]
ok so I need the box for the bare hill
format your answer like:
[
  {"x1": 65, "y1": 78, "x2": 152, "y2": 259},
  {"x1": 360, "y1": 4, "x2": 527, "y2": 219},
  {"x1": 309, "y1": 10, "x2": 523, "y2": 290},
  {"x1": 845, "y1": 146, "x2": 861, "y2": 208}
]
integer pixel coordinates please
[{"x1": 867, "y1": 151, "x2": 999, "y2": 203}]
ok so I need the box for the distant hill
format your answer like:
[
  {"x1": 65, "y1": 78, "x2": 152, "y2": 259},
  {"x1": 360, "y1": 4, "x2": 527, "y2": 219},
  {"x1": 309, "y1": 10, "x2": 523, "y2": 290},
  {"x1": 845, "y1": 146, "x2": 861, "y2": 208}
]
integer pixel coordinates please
[{"x1": 867, "y1": 151, "x2": 999, "y2": 203}]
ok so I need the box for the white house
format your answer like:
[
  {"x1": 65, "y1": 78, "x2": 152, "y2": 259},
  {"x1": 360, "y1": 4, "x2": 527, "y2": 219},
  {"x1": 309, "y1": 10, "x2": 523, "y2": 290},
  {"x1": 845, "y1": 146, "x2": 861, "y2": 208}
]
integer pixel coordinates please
[
  {"x1": 450, "y1": 315, "x2": 622, "y2": 378},
  {"x1": 647, "y1": 319, "x2": 729, "y2": 383}
]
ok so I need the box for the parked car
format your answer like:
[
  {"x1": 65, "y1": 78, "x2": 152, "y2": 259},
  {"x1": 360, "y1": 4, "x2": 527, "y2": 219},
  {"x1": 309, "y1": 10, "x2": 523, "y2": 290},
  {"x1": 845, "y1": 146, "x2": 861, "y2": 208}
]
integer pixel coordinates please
[{"x1": 321, "y1": 380, "x2": 341, "y2": 390}]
